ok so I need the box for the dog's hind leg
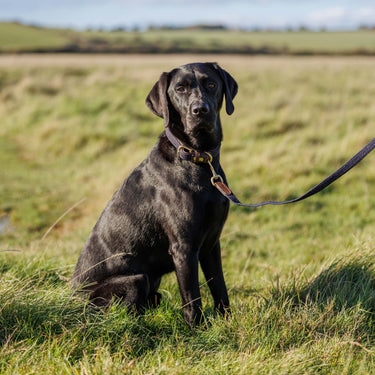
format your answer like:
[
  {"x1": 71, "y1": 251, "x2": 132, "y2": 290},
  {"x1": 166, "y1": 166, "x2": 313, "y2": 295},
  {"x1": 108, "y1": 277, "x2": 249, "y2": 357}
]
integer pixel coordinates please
[
  {"x1": 87, "y1": 274, "x2": 150, "y2": 310},
  {"x1": 146, "y1": 276, "x2": 162, "y2": 307}
]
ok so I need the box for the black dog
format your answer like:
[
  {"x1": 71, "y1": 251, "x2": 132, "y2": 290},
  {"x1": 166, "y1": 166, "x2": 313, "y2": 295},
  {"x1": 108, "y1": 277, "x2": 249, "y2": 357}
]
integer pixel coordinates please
[{"x1": 72, "y1": 62, "x2": 238, "y2": 326}]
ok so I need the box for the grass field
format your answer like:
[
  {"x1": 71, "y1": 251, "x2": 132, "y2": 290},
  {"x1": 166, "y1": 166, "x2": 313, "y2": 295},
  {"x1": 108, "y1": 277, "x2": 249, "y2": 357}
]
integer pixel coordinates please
[
  {"x1": 1, "y1": 22, "x2": 375, "y2": 54},
  {"x1": 84, "y1": 29, "x2": 375, "y2": 53},
  {"x1": 0, "y1": 23, "x2": 71, "y2": 51},
  {"x1": 0, "y1": 54, "x2": 375, "y2": 373}
]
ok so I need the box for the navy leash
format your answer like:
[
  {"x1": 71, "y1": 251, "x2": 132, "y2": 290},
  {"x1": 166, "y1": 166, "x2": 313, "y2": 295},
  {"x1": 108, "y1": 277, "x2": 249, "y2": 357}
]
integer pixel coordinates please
[
  {"x1": 218, "y1": 137, "x2": 375, "y2": 208},
  {"x1": 165, "y1": 127, "x2": 375, "y2": 208}
]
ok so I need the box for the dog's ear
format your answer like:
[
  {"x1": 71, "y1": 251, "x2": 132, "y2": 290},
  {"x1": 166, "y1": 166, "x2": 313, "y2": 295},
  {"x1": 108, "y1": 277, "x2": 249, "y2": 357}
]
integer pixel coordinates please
[
  {"x1": 146, "y1": 72, "x2": 170, "y2": 127},
  {"x1": 213, "y1": 63, "x2": 238, "y2": 115}
]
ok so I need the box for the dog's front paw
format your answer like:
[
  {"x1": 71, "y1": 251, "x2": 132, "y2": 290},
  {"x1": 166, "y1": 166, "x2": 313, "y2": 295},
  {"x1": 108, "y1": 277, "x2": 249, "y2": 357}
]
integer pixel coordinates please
[{"x1": 183, "y1": 307, "x2": 203, "y2": 327}]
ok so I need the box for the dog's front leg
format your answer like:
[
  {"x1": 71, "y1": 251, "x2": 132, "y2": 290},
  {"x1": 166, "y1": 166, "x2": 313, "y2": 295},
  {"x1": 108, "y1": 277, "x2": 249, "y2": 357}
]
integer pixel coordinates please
[
  {"x1": 171, "y1": 244, "x2": 202, "y2": 326},
  {"x1": 199, "y1": 241, "x2": 230, "y2": 316}
]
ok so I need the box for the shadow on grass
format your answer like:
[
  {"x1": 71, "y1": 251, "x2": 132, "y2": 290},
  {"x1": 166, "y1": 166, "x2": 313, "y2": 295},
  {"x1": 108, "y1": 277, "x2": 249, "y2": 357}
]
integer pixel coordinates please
[
  {"x1": 0, "y1": 286, "x2": 212, "y2": 362},
  {"x1": 259, "y1": 255, "x2": 375, "y2": 351},
  {"x1": 269, "y1": 254, "x2": 375, "y2": 324},
  {"x1": 301, "y1": 259, "x2": 375, "y2": 312},
  {"x1": 289, "y1": 256, "x2": 375, "y2": 313},
  {"x1": 1, "y1": 297, "x2": 178, "y2": 343}
]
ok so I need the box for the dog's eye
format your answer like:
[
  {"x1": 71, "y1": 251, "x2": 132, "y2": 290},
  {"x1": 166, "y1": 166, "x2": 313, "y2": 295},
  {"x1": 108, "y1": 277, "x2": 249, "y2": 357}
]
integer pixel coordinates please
[
  {"x1": 176, "y1": 86, "x2": 186, "y2": 93},
  {"x1": 207, "y1": 82, "x2": 217, "y2": 89}
]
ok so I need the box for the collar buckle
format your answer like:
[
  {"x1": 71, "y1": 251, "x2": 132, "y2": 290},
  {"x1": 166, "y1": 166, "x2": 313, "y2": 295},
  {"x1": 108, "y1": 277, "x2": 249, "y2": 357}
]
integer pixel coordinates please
[
  {"x1": 177, "y1": 145, "x2": 194, "y2": 158},
  {"x1": 177, "y1": 146, "x2": 213, "y2": 164}
]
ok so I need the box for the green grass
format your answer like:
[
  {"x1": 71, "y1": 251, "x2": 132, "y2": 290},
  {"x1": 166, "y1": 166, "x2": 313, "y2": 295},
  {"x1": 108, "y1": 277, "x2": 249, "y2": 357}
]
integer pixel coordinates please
[
  {"x1": 0, "y1": 22, "x2": 71, "y2": 51},
  {"x1": 1, "y1": 22, "x2": 375, "y2": 54},
  {"x1": 0, "y1": 55, "x2": 375, "y2": 373}
]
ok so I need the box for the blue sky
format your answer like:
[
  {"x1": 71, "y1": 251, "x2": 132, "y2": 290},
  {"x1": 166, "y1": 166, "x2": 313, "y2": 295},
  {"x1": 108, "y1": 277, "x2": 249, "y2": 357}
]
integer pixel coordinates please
[{"x1": 0, "y1": 0, "x2": 374, "y2": 30}]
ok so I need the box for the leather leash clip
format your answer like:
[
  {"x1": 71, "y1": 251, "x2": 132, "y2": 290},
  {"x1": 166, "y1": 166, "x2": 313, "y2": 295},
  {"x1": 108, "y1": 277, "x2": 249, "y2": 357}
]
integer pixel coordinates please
[
  {"x1": 177, "y1": 143, "x2": 232, "y2": 194},
  {"x1": 208, "y1": 160, "x2": 233, "y2": 195},
  {"x1": 207, "y1": 159, "x2": 224, "y2": 185}
]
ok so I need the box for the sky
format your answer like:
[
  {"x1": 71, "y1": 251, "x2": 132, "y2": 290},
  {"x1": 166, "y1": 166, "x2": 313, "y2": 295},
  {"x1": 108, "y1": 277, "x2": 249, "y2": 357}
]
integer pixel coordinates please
[{"x1": 0, "y1": 0, "x2": 375, "y2": 31}]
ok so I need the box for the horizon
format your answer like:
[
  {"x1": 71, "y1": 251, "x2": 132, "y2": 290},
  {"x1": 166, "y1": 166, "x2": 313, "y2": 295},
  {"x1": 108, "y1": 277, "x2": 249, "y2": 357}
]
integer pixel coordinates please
[{"x1": 3, "y1": 20, "x2": 375, "y2": 33}]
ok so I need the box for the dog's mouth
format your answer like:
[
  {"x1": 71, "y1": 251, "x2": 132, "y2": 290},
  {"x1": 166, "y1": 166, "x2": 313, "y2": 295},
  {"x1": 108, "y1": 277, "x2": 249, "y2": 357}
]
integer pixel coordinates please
[
  {"x1": 187, "y1": 120, "x2": 216, "y2": 137},
  {"x1": 186, "y1": 112, "x2": 217, "y2": 133},
  {"x1": 195, "y1": 123, "x2": 215, "y2": 134}
]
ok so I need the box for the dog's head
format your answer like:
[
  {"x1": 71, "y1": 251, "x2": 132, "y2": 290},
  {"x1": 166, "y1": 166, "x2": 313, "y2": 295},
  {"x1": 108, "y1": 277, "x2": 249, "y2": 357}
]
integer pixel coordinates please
[{"x1": 146, "y1": 63, "x2": 238, "y2": 148}]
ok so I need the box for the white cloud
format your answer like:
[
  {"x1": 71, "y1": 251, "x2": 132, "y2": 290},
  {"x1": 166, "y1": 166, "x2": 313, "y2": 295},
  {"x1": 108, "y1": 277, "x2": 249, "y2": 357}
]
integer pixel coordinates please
[
  {"x1": 354, "y1": 7, "x2": 375, "y2": 23},
  {"x1": 309, "y1": 7, "x2": 346, "y2": 24},
  {"x1": 308, "y1": 6, "x2": 375, "y2": 28}
]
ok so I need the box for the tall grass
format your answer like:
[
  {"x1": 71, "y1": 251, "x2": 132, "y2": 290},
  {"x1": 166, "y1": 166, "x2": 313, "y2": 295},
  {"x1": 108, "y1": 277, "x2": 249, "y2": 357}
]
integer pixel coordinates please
[{"x1": 0, "y1": 55, "x2": 375, "y2": 373}]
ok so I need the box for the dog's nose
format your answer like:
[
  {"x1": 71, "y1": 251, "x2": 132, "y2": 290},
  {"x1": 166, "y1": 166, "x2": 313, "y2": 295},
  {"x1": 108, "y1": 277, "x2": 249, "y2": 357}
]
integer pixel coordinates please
[{"x1": 191, "y1": 102, "x2": 210, "y2": 116}]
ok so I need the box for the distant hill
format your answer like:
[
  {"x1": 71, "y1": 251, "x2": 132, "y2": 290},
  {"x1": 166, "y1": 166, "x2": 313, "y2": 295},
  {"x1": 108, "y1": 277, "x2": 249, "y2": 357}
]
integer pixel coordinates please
[
  {"x1": 0, "y1": 22, "x2": 74, "y2": 51},
  {"x1": 0, "y1": 22, "x2": 374, "y2": 55}
]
